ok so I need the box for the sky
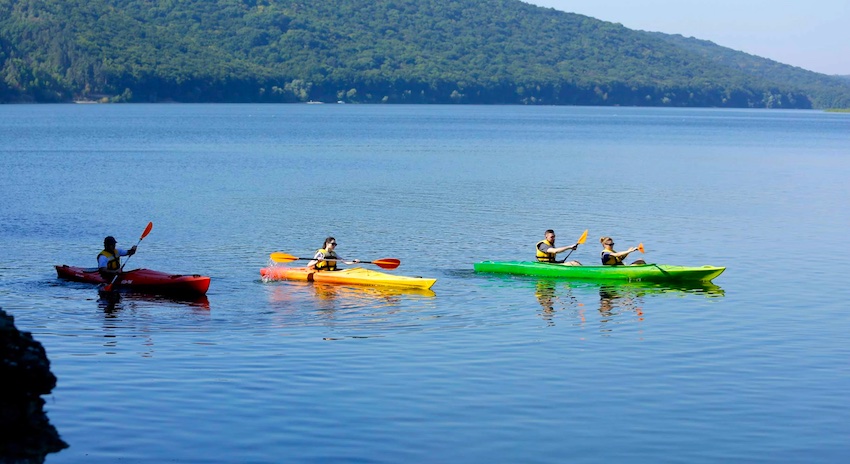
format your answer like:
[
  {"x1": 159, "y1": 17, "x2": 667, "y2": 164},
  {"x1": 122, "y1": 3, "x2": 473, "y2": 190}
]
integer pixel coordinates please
[{"x1": 526, "y1": 0, "x2": 850, "y2": 75}]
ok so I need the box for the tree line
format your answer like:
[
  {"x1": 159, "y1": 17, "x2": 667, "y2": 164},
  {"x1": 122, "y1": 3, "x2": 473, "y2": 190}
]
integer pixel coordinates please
[{"x1": 1, "y1": 0, "x2": 848, "y2": 107}]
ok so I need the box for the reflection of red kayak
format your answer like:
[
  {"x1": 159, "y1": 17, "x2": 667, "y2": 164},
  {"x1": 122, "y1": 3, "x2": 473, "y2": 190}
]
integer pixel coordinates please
[{"x1": 55, "y1": 265, "x2": 210, "y2": 296}]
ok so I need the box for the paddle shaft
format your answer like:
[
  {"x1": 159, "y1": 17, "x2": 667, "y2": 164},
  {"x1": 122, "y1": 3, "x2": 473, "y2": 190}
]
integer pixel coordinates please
[
  {"x1": 269, "y1": 252, "x2": 400, "y2": 270},
  {"x1": 560, "y1": 229, "x2": 589, "y2": 261}
]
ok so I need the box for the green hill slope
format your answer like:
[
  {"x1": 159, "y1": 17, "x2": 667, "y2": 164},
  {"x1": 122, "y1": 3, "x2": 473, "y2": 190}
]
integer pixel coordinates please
[
  {"x1": 1, "y1": 0, "x2": 848, "y2": 107},
  {"x1": 649, "y1": 32, "x2": 850, "y2": 109}
]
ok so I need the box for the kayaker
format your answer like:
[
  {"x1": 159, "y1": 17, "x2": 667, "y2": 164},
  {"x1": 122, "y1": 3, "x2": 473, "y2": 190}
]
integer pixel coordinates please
[
  {"x1": 307, "y1": 237, "x2": 359, "y2": 271},
  {"x1": 600, "y1": 236, "x2": 645, "y2": 266},
  {"x1": 536, "y1": 229, "x2": 581, "y2": 265},
  {"x1": 97, "y1": 236, "x2": 137, "y2": 279}
]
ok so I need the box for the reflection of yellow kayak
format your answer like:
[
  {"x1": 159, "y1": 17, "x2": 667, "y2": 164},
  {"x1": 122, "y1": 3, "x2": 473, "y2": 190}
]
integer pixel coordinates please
[
  {"x1": 266, "y1": 281, "x2": 436, "y2": 306},
  {"x1": 311, "y1": 282, "x2": 436, "y2": 299},
  {"x1": 260, "y1": 266, "x2": 437, "y2": 290}
]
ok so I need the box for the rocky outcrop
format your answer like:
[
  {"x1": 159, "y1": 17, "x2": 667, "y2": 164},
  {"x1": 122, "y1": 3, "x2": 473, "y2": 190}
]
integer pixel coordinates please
[{"x1": 0, "y1": 308, "x2": 68, "y2": 463}]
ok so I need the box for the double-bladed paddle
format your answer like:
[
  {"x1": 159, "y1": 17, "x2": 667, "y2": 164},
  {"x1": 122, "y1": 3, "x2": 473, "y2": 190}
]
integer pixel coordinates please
[
  {"x1": 269, "y1": 252, "x2": 401, "y2": 270},
  {"x1": 561, "y1": 229, "x2": 588, "y2": 262},
  {"x1": 103, "y1": 222, "x2": 153, "y2": 292}
]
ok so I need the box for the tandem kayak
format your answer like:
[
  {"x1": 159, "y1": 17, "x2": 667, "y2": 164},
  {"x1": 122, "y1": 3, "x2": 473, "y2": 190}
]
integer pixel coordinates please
[
  {"x1": 260, "y1": 266, "x2": 437, "y2": 290},
  {"x1": 473, "y1": 261, "x2": 725, "y2": 282},
  {"x1": 55, "y1": 265, "x2": 211, "y2": 296}
]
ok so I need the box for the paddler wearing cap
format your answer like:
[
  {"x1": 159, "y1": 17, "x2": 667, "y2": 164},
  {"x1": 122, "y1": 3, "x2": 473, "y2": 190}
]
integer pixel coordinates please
[{"x1": 97, "y1": 235, "x2": 137, "y2": 280}]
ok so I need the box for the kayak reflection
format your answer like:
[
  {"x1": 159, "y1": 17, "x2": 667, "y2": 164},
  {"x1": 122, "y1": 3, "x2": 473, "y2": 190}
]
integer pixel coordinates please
[
  {"x1": 98, "y1": 290, "x2": 211, "y2": 313},
  {"x1": 267, "y1": 281, "x2": 435, "y2": 304},
  {"x1": 535, "y1": 279, "x2": 582, "y2": 326},
  {"x1": 529, "y1": 277, "x2": 724, "y2": 326},
  {"x1": 598, "y1": 285, "x2": 644, "y2": 323},
  {"x1": 95, "y1": 291, "x2": 210, "y2": 358},
  {"x1": 264, "y1": 281, "x2": 436, "y2": 335}
]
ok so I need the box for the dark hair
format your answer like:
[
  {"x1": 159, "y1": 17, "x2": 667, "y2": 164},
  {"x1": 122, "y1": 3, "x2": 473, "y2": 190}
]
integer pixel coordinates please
[
  {"x1": 545, "y1": 229, "x2": 555, "y2": 235},
  {"x1": 104, "y1": 236, "x2": 116, "y2": 246},
  {"x1": 323, "y1": 236, "x2": 336, "y2": 248}
]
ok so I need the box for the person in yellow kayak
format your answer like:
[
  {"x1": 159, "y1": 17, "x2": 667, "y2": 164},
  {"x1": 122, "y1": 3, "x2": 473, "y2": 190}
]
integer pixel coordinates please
[
  {"x1": 97, "y1": 236, "x2": 137, "y2": 280},
  {"x1": 599, "y1": 236, "x2": 645, "y2": 265},
  {"x1": 307, "y1": 237, "x2": 359, "y2": 271},
  {"x1": 536, "y1": 229, "x2": 581, "y2": 266}
]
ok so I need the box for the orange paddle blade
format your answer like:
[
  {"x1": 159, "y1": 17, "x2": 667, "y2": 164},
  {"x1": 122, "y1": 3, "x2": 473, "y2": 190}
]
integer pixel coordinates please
[
  {"x1": 577, "y1": 229, "x2": 589, "y2": 245},
  {"x1": 270, "y1": 252, "x2": 300, "y2": 263},
  {"x1": 140, "y1": 221, "x2": 153, "y2": 240},
  {"x1": 370, "y1": 258, "x2": 401, "y2": 270},
  {"x1": 637, "y1": 243, "x2": 645, "y2": 253}
]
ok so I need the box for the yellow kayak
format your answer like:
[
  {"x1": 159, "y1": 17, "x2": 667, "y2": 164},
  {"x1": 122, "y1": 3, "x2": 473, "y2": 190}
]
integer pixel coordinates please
[{"x1": 260, "y1": 266, "x2": 437, "y2": 290}]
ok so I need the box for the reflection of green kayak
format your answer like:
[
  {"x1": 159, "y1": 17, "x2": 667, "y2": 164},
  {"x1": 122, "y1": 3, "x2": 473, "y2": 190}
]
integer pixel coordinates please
[{"x1": 473, "y1": 261, "x2": 725, "y2": 282}]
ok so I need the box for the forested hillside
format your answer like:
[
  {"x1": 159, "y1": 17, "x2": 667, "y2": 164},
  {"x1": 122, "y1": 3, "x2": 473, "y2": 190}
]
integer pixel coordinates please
[
  {"x1": 1, "y1": 0, "x2": 849, "y2": 107},
  {"x1": 649, "y1": 32, "x2": 850, "y2": 109}
]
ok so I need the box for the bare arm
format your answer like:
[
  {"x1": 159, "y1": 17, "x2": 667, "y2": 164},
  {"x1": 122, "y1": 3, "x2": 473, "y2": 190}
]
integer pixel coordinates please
[
  {"x1": 544, "y1": 243, "x2": 578, "y2": 254},
  {"x1": 610, "y1": 247, "x2": 638, "y2": 259}
]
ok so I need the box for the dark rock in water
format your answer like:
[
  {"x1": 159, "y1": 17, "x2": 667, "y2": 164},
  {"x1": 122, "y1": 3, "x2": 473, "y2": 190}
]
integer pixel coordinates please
[{"x1": 0, "y1": 308, "x2": 69, "y2": 463}]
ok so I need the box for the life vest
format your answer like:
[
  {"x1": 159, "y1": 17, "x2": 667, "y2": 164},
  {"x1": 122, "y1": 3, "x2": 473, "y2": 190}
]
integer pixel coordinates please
[
  {"x1": 98, "y1": 250, "x2": 121, "y2": 270},
  {"x1": 536, "y1": 240, "x2": 556, "y2": 263},
  {"x1": 601, "y1": 249, "x2": 624, "y2": 266},
  {"x1": 315, "y1": 248, "x2": 338, "y2": 271}
]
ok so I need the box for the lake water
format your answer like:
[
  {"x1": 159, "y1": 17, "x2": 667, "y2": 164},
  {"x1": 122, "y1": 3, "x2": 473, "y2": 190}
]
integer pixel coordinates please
[{"x1": 1, "y1": 104, "x2": 849, "y2": 463}]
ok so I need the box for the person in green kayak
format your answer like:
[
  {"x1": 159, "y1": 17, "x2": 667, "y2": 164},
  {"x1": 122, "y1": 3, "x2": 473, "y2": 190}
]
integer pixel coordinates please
[
  {"x1": 600, "y1": 236, "x2": 645, "y2": 266},
  {"x1": 97, "y1": 236, "x2": 137, "y2": 280},
  {"x1": 307, "y1": 237, "x2": 359, "y2": 271},
  {"x1": 536, "y1": 229, "x2": 581, "y2": 266}
]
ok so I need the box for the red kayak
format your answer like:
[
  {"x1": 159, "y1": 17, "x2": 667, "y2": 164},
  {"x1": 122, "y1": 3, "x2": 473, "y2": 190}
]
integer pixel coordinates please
[{"x1": 55, "y1": 265, "x2": 211, "y2": 296}]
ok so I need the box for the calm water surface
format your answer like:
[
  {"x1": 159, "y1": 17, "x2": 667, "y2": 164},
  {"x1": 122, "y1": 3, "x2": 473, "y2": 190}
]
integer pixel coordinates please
[{"x1": 1, "y1": 104, "x2": 849, "y2": 463}]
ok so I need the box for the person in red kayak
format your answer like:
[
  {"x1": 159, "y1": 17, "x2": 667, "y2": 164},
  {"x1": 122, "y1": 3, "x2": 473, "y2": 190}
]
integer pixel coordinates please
[
  {"x1": 97, "y1": 236, "x2": 136, "y2": 280},
  {"x1": 536, "y1": 229, "x2": 581, "y2": 265},
  {"x1": 600, "y1": 236, "x2": 645, "y2": 265},
  {"x1": 307, "y1": 237, "x2": 359, "y2": 271}
]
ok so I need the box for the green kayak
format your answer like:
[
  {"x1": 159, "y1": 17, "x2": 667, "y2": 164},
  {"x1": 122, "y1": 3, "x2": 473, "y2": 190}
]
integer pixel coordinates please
[{"x1": 473, "y1": 261, "x2": 725, "y2": 282}]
